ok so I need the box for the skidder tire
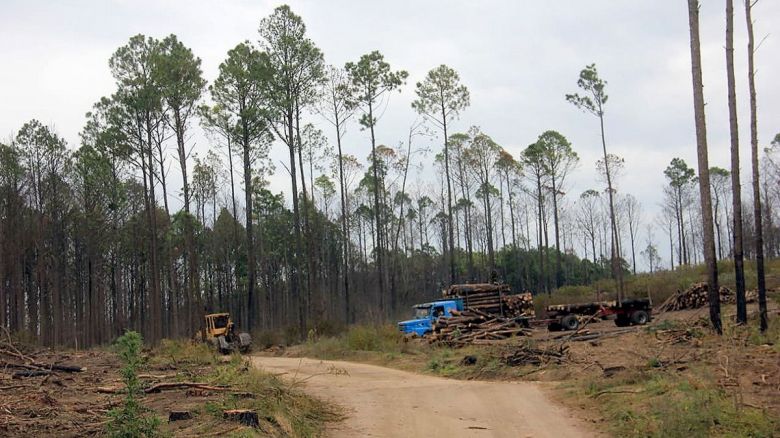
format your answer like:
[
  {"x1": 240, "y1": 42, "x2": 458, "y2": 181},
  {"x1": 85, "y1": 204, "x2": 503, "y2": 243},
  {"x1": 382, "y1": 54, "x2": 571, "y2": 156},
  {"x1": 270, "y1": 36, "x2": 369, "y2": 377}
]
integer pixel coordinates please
[
  {"x1": 630, "y1": 310, "x2": 649, "y2": 325},
  {"x1": 561, "y1": 314, "x2": 580, "y2": 331}
]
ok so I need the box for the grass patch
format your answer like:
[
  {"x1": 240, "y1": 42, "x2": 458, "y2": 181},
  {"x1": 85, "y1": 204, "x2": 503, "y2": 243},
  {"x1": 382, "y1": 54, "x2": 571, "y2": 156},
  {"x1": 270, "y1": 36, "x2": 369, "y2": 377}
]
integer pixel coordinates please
[
  {"x1": 299, "y1": 324, "x2": 421, "y2": 362},
  {"x1": 572, "y1": 366, "x2": 776, "y2": 437},
  {"x1": 148, "y1": 338, "x2": 219, "y2": 368}
]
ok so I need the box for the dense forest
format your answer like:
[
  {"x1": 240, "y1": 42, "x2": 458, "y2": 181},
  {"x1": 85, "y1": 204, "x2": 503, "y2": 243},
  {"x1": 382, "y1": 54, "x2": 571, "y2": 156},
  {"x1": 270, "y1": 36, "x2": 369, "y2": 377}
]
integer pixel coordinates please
[{"x1": 1, "y1": 5, "x2": 778, "y2": 346}]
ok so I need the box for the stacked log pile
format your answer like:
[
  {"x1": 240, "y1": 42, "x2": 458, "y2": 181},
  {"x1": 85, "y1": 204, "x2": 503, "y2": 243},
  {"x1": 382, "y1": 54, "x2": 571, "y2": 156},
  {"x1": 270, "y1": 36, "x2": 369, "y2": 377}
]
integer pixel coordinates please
[
  {"x1": 502, "y1": 293, "x2": 536, "y2": 317},
  {"x1": 656, "y1": 282, "x2": 757, "y2": 312},
  {"x1": 721, "y1": 288, "x2": 759, "y2": 305},
  {"x1": 444, "y1": 283, "x2": 535, "y2": 318},
  {"x1": 429, "y1": 309, "x2": 531, "y2": 346}
]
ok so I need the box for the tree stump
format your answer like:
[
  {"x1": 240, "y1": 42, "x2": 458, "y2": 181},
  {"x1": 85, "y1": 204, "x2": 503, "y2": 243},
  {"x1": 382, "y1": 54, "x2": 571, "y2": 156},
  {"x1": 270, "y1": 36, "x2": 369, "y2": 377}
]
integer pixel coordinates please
[
  {"x1": 168, "y1": 411, "x2": 192, "y2": 422},
  {"x1": 223, "y1": 409, "x2": 259, "y2": 428}
]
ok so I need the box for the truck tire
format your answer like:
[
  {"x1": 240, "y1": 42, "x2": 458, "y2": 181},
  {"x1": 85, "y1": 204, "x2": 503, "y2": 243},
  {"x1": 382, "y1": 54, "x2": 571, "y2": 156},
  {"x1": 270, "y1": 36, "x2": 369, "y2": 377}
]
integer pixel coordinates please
[
  {"x1": 630, "y1": 310, "x2": 649, "y2": 325},
  {"x1": 615, "y1": 315, "x2": 631, "y2": 327},
  {"x1": 217, "y1": 336, "x2": 231, "y2": 355},
  {"x1": 561, "y1": 314, "x2": 580, "y2": 331},
  {"x1": 238, "y1": 332, "x2": 252, "y2": 353}
]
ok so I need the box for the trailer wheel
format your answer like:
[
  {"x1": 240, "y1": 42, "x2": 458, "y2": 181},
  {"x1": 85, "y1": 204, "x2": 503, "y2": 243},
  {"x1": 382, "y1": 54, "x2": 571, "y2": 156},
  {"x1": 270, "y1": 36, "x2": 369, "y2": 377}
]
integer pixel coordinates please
[
  {"x1": 630, "y1": 310, "x2": 649, "y2": 325},
  {"x1": 561, "y1": 315, "x2": 580, "y2": 331},
  {"x1": 615, "y1": 315, "x2": 631, "y2": 327}
]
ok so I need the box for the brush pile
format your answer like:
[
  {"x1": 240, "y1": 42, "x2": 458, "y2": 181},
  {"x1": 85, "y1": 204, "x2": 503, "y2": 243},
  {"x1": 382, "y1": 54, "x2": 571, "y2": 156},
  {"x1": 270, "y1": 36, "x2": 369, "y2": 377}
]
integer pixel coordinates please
[
  {"x1": 656, "y1": 282, "x2": 757, "y2": 312},
  {"x1": 429, "y1": 308, "x2": 531, "y2": 346},
  {"x1": 0, "y1": 331, "x2": 86, "y2": 378},
  {"x1": 444, "y1": 283, "x2": 535, "y2": 318},
  {"x1": 500, "y1": 344, "x2": 570, "y2": 366}
]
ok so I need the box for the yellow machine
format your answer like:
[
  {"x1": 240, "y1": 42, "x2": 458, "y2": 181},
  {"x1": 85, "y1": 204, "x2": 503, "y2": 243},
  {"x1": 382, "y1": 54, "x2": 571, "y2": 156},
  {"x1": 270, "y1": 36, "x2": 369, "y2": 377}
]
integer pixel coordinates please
[{"x1": 201, "y1": 312, "x2": 252, "y2": 354}]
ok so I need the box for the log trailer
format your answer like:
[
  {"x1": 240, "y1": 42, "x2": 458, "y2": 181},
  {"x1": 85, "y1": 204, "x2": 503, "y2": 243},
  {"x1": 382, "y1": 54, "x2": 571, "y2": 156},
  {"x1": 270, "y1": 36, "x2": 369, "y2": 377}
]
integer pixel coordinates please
[{"x1": 534, "y1": 298, "x2": 652, "y2": 331}]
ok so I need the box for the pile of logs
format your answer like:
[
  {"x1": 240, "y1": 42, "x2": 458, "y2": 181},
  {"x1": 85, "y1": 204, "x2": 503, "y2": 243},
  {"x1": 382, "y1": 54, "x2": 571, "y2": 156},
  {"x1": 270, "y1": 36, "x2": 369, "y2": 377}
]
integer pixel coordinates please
[
  {"x1": 721, "y1": 288, "x2": 759, "y2": 305},
  {"x1": 444, "y1": 283, "x2": 535, "y2": 318},
  {"x1": 502, "y1": 293, "x2": 536, "y2": 318},
  {"x1": 656, "y1": 282, "x2": 756, "y2": 312},
  {"x1": 429, "y1": 308, "x2": 531, "y2": 346}
]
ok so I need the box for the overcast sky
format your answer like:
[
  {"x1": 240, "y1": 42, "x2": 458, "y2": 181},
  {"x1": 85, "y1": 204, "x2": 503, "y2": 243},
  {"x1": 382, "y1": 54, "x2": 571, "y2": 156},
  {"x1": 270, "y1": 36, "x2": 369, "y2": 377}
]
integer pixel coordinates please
[{"x1": 1, "y1": 0, "x2": 778, "y2": 269}]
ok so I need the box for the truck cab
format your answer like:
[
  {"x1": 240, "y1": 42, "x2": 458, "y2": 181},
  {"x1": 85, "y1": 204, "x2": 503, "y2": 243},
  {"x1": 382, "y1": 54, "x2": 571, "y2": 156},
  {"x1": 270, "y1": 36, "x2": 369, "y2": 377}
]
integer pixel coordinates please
[{"x1": 397, "y1": 299, "x2": 463, "y2": 336}]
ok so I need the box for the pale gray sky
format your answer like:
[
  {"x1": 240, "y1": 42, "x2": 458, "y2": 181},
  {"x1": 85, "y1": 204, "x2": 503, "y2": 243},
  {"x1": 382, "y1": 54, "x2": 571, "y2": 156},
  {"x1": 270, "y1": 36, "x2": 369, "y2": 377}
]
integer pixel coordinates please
[{"x1": 1, "y1": 0, "x2": 778, "y2": 269}]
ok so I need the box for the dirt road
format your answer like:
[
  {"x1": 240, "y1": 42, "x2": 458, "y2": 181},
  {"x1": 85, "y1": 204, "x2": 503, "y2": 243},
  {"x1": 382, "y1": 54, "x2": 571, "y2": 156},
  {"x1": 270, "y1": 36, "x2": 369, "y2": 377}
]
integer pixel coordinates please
[{"x1": 252, "y1": 356, "x2": 596, "y2": 438}]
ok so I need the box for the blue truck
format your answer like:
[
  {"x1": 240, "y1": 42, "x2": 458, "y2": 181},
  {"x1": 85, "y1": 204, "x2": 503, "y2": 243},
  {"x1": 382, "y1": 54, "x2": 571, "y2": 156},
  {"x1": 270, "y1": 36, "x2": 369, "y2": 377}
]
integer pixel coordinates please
[{"x1": 397, "y1": 298, "x2": 464, "y2": 336}]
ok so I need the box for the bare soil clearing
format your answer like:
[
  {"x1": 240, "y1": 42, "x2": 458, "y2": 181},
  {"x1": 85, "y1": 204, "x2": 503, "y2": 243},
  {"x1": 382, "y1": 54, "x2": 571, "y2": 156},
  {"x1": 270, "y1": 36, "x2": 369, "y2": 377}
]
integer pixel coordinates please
[{"x1": 252, "y1": 356, "x2": 599, "y2": 438}]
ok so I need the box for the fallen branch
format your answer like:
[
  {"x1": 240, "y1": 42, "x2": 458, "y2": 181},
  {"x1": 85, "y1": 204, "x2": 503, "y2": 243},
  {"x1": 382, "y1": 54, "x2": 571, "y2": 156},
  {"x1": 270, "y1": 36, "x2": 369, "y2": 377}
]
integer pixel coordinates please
[
  {"x1": 591, "y1": 389, "x2": 643, "y2": 398},
  {"x1": 137, "y1": 373, "x2": 175, "y2": 380},
  {"x1": 12, "y1": 370, "x2": 51, "y2": 378},
  {"x1": 144, "y1": 382, "x2": 231, "y2": 394},
  {"x1": 0, "y1": 352, "x2": 86, "y2": 373}
]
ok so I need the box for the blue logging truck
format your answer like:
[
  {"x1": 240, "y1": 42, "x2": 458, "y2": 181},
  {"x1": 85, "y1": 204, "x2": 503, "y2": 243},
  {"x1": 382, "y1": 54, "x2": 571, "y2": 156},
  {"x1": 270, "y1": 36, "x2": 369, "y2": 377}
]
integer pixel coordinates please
[{"x1": 398, "y1": 283, "x2": 651, "y2": 336}]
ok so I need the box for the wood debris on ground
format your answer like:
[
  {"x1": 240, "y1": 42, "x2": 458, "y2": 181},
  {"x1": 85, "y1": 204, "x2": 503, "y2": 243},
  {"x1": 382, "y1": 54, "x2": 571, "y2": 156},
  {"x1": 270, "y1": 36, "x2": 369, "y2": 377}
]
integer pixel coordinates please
[
  {"x1": 500, "y1": 344, "x2": 570, "y2": 366},
  {"x1": 428, "y1": 308, "x2": 532, "y2": 346},
  {"x1": 0, "y1": 332, "x2": 266, "y2": 437},
  {"x1": 656, "y1": 282, "x2": 758, "y2": 312}
]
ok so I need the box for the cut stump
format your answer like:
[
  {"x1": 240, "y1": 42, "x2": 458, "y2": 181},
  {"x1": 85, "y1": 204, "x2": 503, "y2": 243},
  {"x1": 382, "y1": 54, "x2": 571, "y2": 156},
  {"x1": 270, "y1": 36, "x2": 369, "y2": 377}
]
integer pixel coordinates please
[
  {"x1": 223, "y1": 409, "x2": 259, "y2": 428},
  {"x1": 168, "y1": 410, "x2": 192, "y2": 422}
]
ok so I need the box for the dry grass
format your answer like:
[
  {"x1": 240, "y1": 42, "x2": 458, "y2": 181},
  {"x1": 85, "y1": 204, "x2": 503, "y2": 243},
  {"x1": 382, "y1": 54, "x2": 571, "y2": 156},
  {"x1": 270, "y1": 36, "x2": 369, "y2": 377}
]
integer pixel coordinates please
[{"x1": 144, "y1": 340, "x2": 343, "y2": 437}]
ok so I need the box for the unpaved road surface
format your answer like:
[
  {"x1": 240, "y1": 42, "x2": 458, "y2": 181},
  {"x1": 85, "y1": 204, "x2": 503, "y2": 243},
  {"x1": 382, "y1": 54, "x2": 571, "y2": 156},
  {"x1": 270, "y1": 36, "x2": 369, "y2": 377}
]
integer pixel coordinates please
[{"x1": 252, "y1": 356, "x2": 596, "y2": 438}]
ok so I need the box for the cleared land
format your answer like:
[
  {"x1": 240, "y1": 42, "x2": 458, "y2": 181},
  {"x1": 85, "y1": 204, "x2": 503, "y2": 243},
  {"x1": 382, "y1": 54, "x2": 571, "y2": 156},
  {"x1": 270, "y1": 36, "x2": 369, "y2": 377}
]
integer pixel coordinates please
[{"x1": 252, "y1": 356, "x2": 598, "y2": 438}]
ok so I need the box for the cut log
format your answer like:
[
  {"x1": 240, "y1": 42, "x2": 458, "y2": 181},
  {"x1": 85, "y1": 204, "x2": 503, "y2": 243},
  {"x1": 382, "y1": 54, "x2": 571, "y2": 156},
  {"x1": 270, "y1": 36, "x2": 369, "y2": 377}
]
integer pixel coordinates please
[
  {"x1": 96, "y1": 385, "x2": 123, "y2": 394},
  {"x1": 144, "y1": 382, "x2": 230, "y2": 394}
]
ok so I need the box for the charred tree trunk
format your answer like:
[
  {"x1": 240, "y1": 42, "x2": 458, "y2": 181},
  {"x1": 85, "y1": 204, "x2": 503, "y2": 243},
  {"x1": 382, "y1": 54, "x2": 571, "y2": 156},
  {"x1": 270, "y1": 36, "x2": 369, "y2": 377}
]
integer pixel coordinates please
[
  {"x1": 744, "y1": 0, "x2": 768, "y2": 331},
  {"x1": 688, "y1": 0, "x2": 722, "y2": 334}
]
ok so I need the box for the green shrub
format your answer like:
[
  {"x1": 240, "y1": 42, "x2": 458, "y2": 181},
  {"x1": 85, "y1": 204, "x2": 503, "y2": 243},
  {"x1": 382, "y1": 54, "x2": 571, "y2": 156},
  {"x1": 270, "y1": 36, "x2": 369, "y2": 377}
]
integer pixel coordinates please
[{"x1": 106, "y1": 331, "x2": 161, "y2": 438}]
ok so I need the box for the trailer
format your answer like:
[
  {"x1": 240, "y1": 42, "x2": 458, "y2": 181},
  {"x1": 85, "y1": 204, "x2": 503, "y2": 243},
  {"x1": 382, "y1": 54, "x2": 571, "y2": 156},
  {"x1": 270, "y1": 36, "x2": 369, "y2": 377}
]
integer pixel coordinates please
[{"x1": 538, "y1": 298, "x2": 652, "y2": 331}]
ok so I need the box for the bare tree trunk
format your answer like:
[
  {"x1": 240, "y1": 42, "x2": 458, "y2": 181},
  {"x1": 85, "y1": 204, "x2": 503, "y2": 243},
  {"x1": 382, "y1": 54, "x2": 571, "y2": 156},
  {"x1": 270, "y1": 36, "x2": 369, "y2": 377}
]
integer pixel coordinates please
[
  {"x1": 535, "y1": 175, "x2": 545, "y2": 294},
  {"x1": 145, "y1": 119, "x2": 162, "y2": 343},
  {"x1": 551, "y1": 174, "x2": 562, "y2": 288},
  {"x1": 367, "y1": 101, "x2": 386, "y2": 314},
  {"x1": 241, "y1": 119, "x2": 256, "y2": 331},
  {"x1": 333, "y1": 111, "x2": 351, "y2": 324},
  {"x1": 689, "y1": 0, "x2": 722, "y2": 334},
  {"x1": 286, "y1": 110, "x2": 305, "y2": 336},
  {"x1": 744, "y1": 0, "x2": 768, "y2": 331},
  {"x1": 599, "y1": 111, "x2": 624, "y2": 301},
  {"x1": 726, "y1": 0, "x2": 747, "y2": 324},
  {"x1": 441, "y1": 106, "x2": 456, "y2": 284}
]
